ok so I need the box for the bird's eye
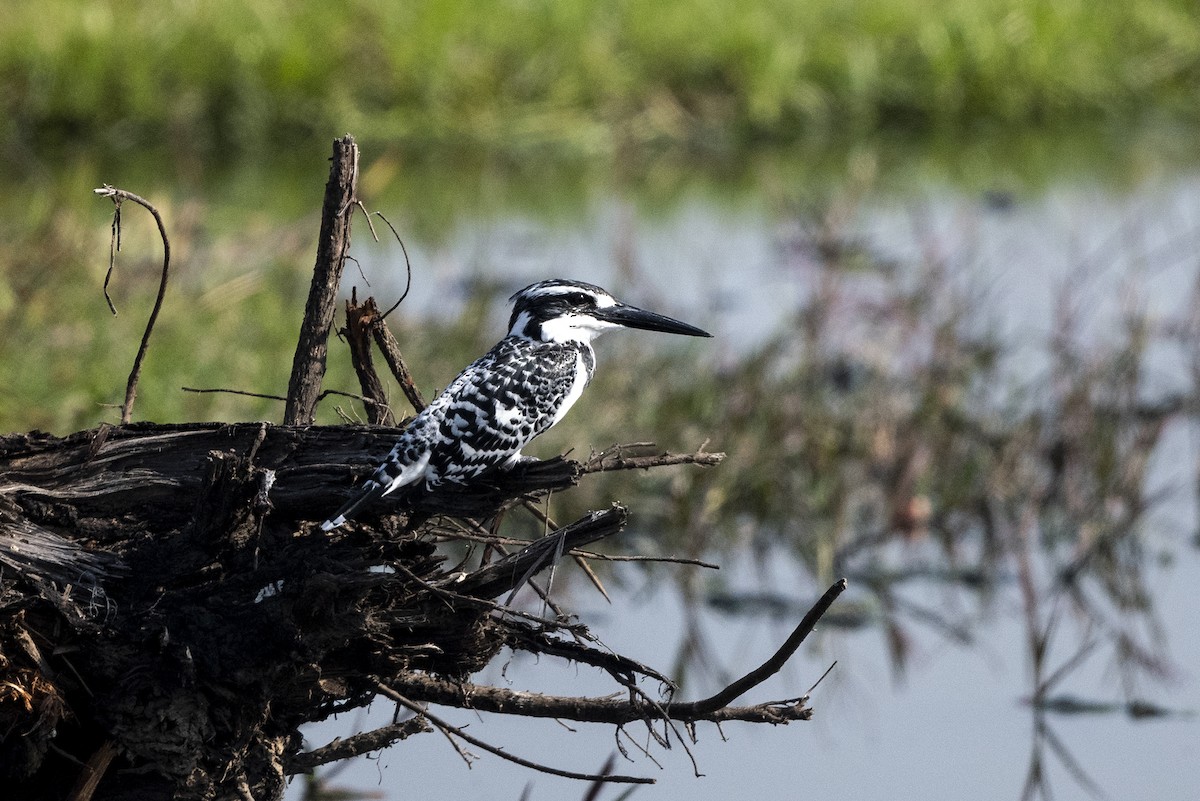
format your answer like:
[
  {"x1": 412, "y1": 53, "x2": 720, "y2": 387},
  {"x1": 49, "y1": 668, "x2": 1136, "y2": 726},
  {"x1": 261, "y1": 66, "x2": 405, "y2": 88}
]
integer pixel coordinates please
[{"x1": 565, "y1": 292, "x2": 592, "y2": 306}]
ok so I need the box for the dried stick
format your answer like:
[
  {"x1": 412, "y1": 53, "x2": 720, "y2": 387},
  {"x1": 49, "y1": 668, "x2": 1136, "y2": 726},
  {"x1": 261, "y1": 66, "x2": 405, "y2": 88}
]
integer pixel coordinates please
[
  {"x1": 422, "y1": 514, "x2": 580, "y2": 625},
  {"x1": 381, "y1": 581, "x2": 846, "y2": 728},
  {"x1": 285, "y1": 717, "x2": 430, "y2": 772},
  {"x1": 368, "y1": 217, "x2": 427, "y2": 412},
  {"x1": 182, "y1": 387, "x2": 288, "y2": 402},
  {"x1": 180, "y1": 386, "x2": 401, "y2": 417},
  {"x1": 568, "y1": 550, "x2": 719, "y2": 570},
  {"x1": 521, "y1": 499, "x2": 611, "y2": 602},
  {"x1": 583, "y1": 445, "x2": 725, "y2": 474},
  {"x1": 285, "y1": 135, "x2": 359, "y2": 425},
  {"x1": 377, "y1": 670, "x2": 814, "y2": 725},
  {"x1": 375, "y1": 212, "x2": 413, "y2": 321},
  {"x1": 339, "y1": 294, "x2": 427, "y2": 415},
  {"x1": 455, "y1": 507, "x2": 627, "y2": 598},
  {"x1": 343, "y1": 290, "x2": 396, "y2": 425},
  {"x1": 368, "y1": 305, "x2": 427, "y2": 413},
  {"x1": 664, "y1": 578, "x2": 847, "y2": 716},
  {"x1": 433, "y1": 514, "x2": 720, "y2": 569},
  {"x1": 376, "y1": 685, "x2": 655, "y2": 785},
  {"x1": 65, "y1": 740, "x2": 118, "y2": 801},
  {"x1": 93, "y1": 186, "x2": 171, "y2": 425},
  {"x1": 393, "y1": 561, "x2": 584, "y2": 633},
  {"x1": 491, "y1": 538, "x2": 574, "y2": 624},
  {"x1": 102, "y1": 200, "x2": 120, "y2": 315},
  {"x1": 502, "y1": 621, "x2": 677, "y2": 688},
  {"x1": 602, "y1": 666, "x2": 700, "y2": 774}
]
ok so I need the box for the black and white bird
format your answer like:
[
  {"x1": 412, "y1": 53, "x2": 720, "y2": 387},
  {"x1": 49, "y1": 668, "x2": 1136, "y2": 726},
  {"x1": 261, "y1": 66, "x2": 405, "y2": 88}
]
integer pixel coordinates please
[{"x1": 320, "y1": 279, "x2": 711, "y2": 531}]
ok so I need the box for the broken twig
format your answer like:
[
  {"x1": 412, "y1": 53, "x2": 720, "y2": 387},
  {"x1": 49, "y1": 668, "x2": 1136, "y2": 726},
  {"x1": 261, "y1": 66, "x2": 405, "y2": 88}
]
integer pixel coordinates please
[
  {"x1": 93, "y1": 185, "x2": 171, "y2": 425},
  {"x1": 376, "y1": 685, "x2": 655, "y2": 785},
  {"x1": 284, "y1": 134, "x2": 359, "y2": 425}
]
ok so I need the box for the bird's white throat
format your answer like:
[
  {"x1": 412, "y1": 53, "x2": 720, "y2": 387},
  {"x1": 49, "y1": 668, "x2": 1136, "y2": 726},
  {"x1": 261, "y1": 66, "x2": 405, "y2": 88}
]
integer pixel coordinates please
[{"x1": 537, "y1": 313, "x2": 619, "y2": 344}]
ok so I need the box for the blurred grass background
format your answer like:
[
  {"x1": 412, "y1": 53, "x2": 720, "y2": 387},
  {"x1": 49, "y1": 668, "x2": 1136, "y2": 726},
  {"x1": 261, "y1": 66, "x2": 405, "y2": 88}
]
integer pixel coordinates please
[
  {"x1": 1, "y1": 0, "x2": 1198, "y2": 434},
  {"x1": 4, "y1": 0, "x2": 1200, "y2": 166}
]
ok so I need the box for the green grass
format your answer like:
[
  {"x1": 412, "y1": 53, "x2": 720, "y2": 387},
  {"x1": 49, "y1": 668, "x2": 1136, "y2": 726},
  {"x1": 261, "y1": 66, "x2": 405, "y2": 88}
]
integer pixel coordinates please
[{"x1": 4, "y1": 0, "x2": 1200, "y2": 167}]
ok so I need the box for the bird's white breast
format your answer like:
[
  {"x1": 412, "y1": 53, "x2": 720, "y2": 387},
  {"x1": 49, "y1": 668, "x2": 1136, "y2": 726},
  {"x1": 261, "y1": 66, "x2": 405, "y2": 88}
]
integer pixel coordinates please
[{"x1": 552, "y1": 348, "x2": 593, "y2": 426}]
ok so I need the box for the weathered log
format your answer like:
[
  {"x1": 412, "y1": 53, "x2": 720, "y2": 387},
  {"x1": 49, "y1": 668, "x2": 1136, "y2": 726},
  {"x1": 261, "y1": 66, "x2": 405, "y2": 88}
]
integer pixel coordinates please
[
  {"x1": 0, "y1": 422, "x2": 580, "y2": 530},
  {"x1": 1, "y1": 421, "x2": 759, "y2": 801},
  {"x1": 0, "y1": 422, "x2": 597, "y2": 801}
]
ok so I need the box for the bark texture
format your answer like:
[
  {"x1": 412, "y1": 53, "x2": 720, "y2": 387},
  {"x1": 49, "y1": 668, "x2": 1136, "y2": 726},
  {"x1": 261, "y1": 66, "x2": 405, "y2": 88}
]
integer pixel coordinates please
[
  {"x1": 0, "y1": 422, "x2": 608, "y2": 800},
  {"x1": 284, "y1": 135, "x2": 359, "y2": 426}
]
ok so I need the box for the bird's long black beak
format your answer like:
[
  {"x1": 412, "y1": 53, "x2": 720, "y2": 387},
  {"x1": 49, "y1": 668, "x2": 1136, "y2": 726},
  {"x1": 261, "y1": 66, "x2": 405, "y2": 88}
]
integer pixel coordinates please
[{"x1": 596, "y1": 303, "x2": 712, "y2": 337}]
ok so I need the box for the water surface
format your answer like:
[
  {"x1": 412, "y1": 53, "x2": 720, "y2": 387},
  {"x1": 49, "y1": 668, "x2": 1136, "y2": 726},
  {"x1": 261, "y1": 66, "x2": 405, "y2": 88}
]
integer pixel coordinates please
[{"x1": 287, "y1": 153, "x2": 1200, "y2": 800}]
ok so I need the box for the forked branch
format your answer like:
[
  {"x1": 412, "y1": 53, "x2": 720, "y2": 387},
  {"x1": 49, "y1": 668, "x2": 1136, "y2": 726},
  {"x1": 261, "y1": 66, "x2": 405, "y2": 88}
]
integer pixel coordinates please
[
  {"x1": 378, "y1": 578, "x2": 845, "y2": 729},
  {"x1": 664, "y1": 578, "x2": 846, "y2": 716},
  {"x1": 376, "y1": 686, "x2": 656, "y2": 785}
]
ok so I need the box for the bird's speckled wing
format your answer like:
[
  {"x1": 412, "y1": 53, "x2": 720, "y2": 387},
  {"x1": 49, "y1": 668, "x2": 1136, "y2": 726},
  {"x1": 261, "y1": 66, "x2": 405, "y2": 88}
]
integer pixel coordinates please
[
  {"x1": 320, "y1": 337, "x2": 591, "y2": 531},
  {"x1": 419, "y1": 336, "x2": 591, "y2": 484}
]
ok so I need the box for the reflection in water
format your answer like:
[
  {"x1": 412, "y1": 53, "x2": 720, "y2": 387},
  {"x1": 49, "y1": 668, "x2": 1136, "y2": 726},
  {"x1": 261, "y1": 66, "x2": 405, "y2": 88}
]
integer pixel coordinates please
[
  {"x1": 724, "y1": 190, "x2": 1192, "y2": 799},
  {"x1": 340, "y1": 178, "x2": 1200, "y2": 801}
]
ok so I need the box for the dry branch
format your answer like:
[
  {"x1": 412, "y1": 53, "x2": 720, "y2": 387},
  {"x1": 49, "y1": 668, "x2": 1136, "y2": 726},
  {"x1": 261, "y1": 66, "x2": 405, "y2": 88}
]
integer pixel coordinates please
[
  {"x1": 286, "y1": 718, "x2": 430, "y2": 773},
  {"x1": 92, "y1": 186, "x2": 171, "y2": 425},
  {"x1": 378, "y1": 688, "x2": 655, "y2": 785},
  {"x1": 584, "y1": 444, "x2": 725, "y2": 473},
  {"x1": 378, "y1": 666, "x2": 817, "y2": 726},
  {"x1": 343, "y1": 289, "x2": 397, "y2": 425},
  {"x1": 374, "y1": 580, "x2": 847, "y2": 732},
  {"x1": 64, "y1": 740, "x2": 117, "y2": 801},
  {"x1": 663, "y1": 578, "x2": 846, "y2": 717},
  {"x1": 285, "y1": 134, "x2": 359, "y2": 425},
  {"x1": 367, "y1": 299, "x2": 427, "y2": 413},
  {"x1": 360, "y1": 215, "x2": 427, "y2": 413},
  {"x1": 455, "y1": 507, "x2": 627, "y2": 597}
]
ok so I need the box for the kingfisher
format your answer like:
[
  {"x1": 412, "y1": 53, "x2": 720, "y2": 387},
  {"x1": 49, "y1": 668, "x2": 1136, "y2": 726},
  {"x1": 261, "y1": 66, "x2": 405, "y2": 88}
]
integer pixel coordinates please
[{"x1": 320, "y1": 279, "x2": 711, "y2": 531}]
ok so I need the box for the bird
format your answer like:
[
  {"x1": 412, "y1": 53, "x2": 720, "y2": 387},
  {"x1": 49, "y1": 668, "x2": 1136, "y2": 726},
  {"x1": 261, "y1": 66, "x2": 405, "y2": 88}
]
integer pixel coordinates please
[{"x1": 320, "y1": 279, "x2": 711, "y2": 531}]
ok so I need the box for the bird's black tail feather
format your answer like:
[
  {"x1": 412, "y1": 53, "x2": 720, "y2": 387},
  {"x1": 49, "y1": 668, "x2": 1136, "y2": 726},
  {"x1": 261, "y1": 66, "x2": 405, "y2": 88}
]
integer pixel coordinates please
[{"x1": 320, "y1": 479, "x2": 389, "y2": 532}]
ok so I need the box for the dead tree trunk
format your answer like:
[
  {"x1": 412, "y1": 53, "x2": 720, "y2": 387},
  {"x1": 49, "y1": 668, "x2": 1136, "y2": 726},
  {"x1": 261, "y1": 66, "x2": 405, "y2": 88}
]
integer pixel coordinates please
[{"x1": 0, "y1": 422, "x2": 616, "y2": 800}]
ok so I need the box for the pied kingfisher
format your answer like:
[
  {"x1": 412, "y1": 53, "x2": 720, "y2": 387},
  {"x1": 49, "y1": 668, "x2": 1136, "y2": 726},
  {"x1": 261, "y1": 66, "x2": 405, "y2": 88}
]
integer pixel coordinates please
[{"x1": 321, "y1": 279, "x2": 711, "y2": 531}]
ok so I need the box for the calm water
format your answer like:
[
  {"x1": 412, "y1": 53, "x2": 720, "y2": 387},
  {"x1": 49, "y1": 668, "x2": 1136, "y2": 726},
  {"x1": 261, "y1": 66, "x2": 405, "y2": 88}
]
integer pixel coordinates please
[{"x1": 287, "y1": 170, "x2": 1200, "y2": 800}]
